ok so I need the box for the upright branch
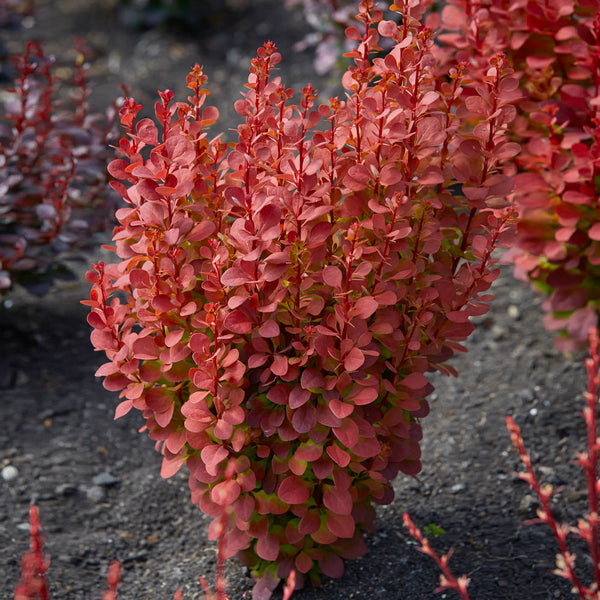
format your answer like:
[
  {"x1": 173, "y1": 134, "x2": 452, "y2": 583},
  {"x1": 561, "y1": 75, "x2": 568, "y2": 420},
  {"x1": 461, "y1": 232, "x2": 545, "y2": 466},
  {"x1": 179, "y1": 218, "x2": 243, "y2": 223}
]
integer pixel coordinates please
[
  {"x1": 13, "y1": 506, "x2": 49, "y2": 600},
  {"x1": 402, "y1": 513, "x2": 472, "y2": 600},
  {"x1": 507, "y1": 327, "x2": 600, "y2": 600}
]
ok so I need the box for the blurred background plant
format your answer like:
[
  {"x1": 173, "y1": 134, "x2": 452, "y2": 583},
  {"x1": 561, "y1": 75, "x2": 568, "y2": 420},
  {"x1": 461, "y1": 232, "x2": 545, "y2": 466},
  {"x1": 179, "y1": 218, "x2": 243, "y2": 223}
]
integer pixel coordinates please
[{"x1": 0, "y1": 39, "x2": 121, "y2": 295}]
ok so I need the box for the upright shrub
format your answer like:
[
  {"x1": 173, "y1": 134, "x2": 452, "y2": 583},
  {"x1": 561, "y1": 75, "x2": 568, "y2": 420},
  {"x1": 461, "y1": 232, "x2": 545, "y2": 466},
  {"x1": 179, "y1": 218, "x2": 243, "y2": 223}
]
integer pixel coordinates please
[
  {"x1": 0, "y1": 40, "x2": 120, "y2": 294},
  {"x1": 435, "y1": 0, "x2": 600, "y2": 351},
  {"x1": 86, "y1": 1, "x2": 518, "y2": 597}
]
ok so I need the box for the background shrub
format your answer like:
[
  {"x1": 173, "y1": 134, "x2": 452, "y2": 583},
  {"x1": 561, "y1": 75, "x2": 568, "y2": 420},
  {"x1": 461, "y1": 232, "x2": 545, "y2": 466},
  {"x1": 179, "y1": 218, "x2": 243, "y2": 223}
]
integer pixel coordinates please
[{"x1": 0, "y1": 40, "x2": 120, "y2": 294}]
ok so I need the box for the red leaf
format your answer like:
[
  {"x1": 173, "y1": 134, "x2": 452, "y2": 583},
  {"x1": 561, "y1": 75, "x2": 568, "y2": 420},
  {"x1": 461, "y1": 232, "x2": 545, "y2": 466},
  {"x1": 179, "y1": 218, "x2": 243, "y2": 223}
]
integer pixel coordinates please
[
  {"x1": 201, "y1": 445, "x2": 229, "y2": 475},
  {"x1": 211, "y1": 479, "x2": 241, "y2": 506},
  {"x1": 259, "y1": 320, "x2": 280, "y2": 338},
  {"x1": 132, "y1": 336, "x2": 161, "y2": 359},
  {"x1": 107, "y1": 159, "x2": 129, "y2": 179},
  {"x1": 465, "y1": 96, "x2": 488, "y2": 115},
  {"x1": 493, "y1": 142, "x2": 520, "y2": 161},
  {"x1": 295, "y1": 551, "x2": 313, "y2": 574},
  {"x1": 318, "y1": 552, "x2": 345, "y2": 578},
  {"x1": 221, "y1": 528, "x2": 251, "y2": 560},
  {"x1": 329, "y1": 398, "x2": 354, "y2": 419},
  {"x1": 224, "y1": 310, "x2": 254, "y2": 334},
  {"x1": 348, "y1": 386, "x2": 378, "y2": 405},
  {"x1": 345, "y1": 26, "x2": 362, "y2": 40},
  {"x1": 333, "y1": 418, "x2": 360, "y2": 448},
  {"x1": 294, "y1": 442, "x2": 323, "y2": 462},
  {"x1": 446, "y1": 310, "x2": 470, "y2": 323},
  {"x1": 418, "y1": 166, "x2": 444, "y2": 185},
  {"x1": 308, "y1": 221, "x2": 332, "y2": 246},
  {"x1": 291, "y1": 402, "x2": 317, "y2": 433},
  {"x1": 567, "y1": 306, "x2": 598, "y2": 341},
  {"x1": 326, "y1": 444, "x2": 351, "y2": 467},
  {"x1": 400, "y1": 372, "x2": 428, "y2": 390},
  {"x1": 352, "y1": 436, "x2": 381, "y2": 458},
  {"x1": 136, "y1": 118, "x2": 159, "y2": 144},
  {"x1": 187, "y1": 221, "x2": 216, "y2": 241},
  {"x1": 323, "y1": 484, "x2": 353, "y2": 515},
  {"x1": 289, "y1": 387, "x2": 311, "y2": 409},
  {"x1": 162, "y1": 135, "x2": 195, "y2": 166},
  {"x1": 564, "y1": 190, "x2": 592, "y2": 205},
  {"x1": 160, "y1": 454, "x2": 186, "y2": 478},
  {"x1": 155, "y1": 405, "x2": 174, "y2": 427},
  {"x1": 114, "y1": 400, "x2": 133, "y2": 419},
  {"x1": 256, "y1": 533, "x2": 280, "y2": 561},
  {"x1": 590, "y1": 223, "x2": 600, "y2": 241},
  {"x1": 301, "y1": 368, "x2": 325, "y2": 389},
  {"x1": 326, "y1": 512, "x2": 355, "y2": 539},
  {"x1": 152, "y1": 295, "x2": 173, "y2": 312},
  {"x1": 271, "y1": 355, "x2": 289, "y2": 376},
  {"x1": 221, "y1": 267, "x2": 253, "y2": 287},
  {"x1": 138, "y1": 201, "x2": 166, "y2": 226},
  {"x1": 322, "y1": 265, "x2": 343, "y2": 289},
  {"x1": 313, "y1": 455, "x2": 335, "y2": 479},
  {"x1": 299, "y1": 508, "x2": 321, "y2": 535},
  {"x1": 267, "y1": 384, "x2": 289, "y2": 405},
  {"x1": 379, "y1": 164, "x2": 404, "y2": 186},
  {"x1": 352, "y1": 296, "x2": 378, "y2": 319},
  {"x1": 459, "y1": 139, "x2": 482, "y2": 158},
  {"x1": 344, "y1": 347, "x2": 365, "y2": 372},
  {"x1": 278, "y1": 475, "x2": 311, "y2": 505},
  {"x1": 345, "y1": 164, "x2": 371, "y2": 190},
  {"x1": 145, "y1": 387, "x2": 172, "y2": 412}
]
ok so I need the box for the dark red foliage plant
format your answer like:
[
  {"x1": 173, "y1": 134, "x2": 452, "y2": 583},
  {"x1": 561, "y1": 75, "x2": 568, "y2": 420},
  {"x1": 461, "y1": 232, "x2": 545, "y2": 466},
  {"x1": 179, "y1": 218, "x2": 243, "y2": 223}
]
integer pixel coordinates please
[
  {"x1": 0, "y1": 40, "x2": 120, "y2": 295},
  {"x1": 85, "y1": 0, "x2": 518, "y2": 597},
  {"x1": 434, "y1": 0, "x2": 600, "y2": 351}
]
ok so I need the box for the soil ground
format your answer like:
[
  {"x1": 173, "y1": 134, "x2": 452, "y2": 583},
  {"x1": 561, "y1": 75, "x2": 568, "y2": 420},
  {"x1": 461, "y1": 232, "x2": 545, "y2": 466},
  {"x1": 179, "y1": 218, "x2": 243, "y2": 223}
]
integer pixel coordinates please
[{"x1": 0, "y1": 2, "x2": 594, "y2": 599}]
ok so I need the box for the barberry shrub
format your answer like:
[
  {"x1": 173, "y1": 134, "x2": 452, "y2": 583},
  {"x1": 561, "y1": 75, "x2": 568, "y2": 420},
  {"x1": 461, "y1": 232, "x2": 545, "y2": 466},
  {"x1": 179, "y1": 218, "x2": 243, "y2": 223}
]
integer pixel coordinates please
[
  {"x1": 85, "y1": 0, "x2": 518, "y2": 597},
  {"x1": 434, "y1": 0, "x2": 600, "y2": 351},
  {"x1": 0, "y1": 40, "x2": 120, "y2": 294}
]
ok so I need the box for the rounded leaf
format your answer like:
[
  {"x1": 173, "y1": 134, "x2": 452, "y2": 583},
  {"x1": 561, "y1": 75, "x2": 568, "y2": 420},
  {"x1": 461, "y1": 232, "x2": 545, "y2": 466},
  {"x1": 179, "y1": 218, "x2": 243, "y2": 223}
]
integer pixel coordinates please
[
  {"x1": 278, "y1": 475, "x2": 311, "y2": 505},
  {"x1": 211, "y1": 479, "x2": 241, "y2": 506},
  {"x1": 256, "y1": 533, "x2": 280, "y2": 561},
  {"x1": 326, "y1": 512, "x2": 355, "y2": 539}
]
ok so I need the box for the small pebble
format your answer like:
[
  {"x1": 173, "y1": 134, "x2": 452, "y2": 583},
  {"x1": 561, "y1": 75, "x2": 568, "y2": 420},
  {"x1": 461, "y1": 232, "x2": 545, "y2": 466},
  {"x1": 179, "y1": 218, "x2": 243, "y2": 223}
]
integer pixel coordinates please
[
  {"x1": 450, "y1": 483, "x2": 466, "y2": 494},
  {"x1": 55, "y1": 483, "x2": 78, "y2": 497},
  {"x1": 519, "y1": 493, "x2": 537, "y2": 513},
  {"x1": 86, "y1": 486, "x2": 106, "y2": 503},
  {"x1": 92, "y1": 472, "x2": 120, "y2": 487},
  {"x1": 2, "y1": 465, "x2": 19, "y2": 482}
]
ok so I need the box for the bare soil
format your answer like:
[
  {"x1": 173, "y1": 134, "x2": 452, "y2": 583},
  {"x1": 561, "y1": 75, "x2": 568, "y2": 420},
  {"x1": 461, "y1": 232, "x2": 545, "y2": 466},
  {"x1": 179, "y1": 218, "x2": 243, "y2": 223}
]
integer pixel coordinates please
[{"x1": 0, "y1": 2, "x2": 592, "y2": 599}]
